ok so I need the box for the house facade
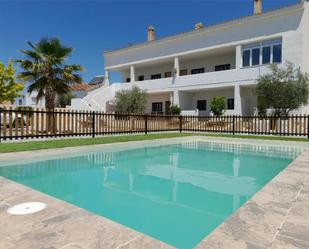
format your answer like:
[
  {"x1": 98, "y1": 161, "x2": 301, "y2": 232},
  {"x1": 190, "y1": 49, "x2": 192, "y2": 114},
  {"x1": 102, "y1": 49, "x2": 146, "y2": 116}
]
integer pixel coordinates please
[{"x1": 72, "y1": 0, "x2": 309, "y2": 115}]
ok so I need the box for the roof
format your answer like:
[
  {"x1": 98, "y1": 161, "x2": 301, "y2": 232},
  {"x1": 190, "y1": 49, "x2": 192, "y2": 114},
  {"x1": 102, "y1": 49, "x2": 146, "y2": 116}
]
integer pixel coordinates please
[
  {"x1": 104, "y1": 2, "x2": 304, "y2": 55},
  {"x1": 69, "y1": 84, "x2": 97, "y2": 91},
  {"x1": 89, "y1": 75, "x2": 105, "y2": 85}
]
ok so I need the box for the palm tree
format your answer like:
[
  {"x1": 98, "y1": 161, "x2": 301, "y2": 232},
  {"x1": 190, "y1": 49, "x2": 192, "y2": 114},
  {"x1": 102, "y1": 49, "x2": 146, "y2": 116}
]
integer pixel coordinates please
[{"x1": 17, "y1": 37, "x2": 83, "y2": 110}]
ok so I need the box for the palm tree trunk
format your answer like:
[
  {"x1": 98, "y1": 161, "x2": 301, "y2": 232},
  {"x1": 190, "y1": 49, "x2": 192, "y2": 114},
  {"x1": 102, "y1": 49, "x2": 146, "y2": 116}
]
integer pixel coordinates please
[{"x1": 45, "y1": 87, "x2": 56, "y2": 133}]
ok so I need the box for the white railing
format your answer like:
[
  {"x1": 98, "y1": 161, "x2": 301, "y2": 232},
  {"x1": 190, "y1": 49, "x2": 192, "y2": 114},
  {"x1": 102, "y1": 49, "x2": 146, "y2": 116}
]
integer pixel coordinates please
[{"x1": 72, "y1": 66, "x2": 270, "y2": 110}]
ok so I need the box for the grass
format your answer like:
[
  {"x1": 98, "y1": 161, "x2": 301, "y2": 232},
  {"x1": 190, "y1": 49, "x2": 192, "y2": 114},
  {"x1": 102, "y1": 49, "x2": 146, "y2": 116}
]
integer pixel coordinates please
[{"x1": 0, "y1": 132, "x2": 308, "y2": 153}]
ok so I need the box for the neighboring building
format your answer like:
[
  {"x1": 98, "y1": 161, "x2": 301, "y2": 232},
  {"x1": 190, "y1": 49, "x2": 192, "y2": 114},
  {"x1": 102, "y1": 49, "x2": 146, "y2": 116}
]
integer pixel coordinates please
[
  {"x1": 72, "y1": 0, "x2": 309, "y2": 115},
  {"x1": 15, "y1": 91, "x2": 45, "y2": 108},
  {"x1": 14, "y1": 76, "x2": 104, "y2": 108}
]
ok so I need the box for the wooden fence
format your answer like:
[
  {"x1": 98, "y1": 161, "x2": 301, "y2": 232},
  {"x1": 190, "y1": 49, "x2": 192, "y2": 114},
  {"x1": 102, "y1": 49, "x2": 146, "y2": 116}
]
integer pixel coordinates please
[{"x1": 0, "y1": 108, "x2": 308, "y2": 141}]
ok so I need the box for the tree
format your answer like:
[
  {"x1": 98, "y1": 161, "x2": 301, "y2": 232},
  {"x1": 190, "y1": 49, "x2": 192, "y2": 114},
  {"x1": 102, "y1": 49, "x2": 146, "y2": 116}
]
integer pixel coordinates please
[
  {"x1": 56, "y1": 92, "x2": 76, "y2": 107},
  {"x1": 0, "y1": 60, "x2": 24, "y2": 104},
  {"x1": 16, "y1": 37, "x2": 83, "y2": 110},
  {"x1": 210, "y1": 96, "x2": 226, "y2": 116},
  {"x1": 256, "y1": 62, "x2": 309, "y2": 116},
  {"x1": 115, "y1": 86, "x2": 147, "y2": 114}
]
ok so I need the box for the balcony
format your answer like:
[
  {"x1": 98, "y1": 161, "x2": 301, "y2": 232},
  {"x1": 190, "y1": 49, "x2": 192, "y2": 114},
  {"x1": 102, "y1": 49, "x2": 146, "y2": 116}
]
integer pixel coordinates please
[{"x1": 117, "y1": 66, "x2": 270, "y2": 93}]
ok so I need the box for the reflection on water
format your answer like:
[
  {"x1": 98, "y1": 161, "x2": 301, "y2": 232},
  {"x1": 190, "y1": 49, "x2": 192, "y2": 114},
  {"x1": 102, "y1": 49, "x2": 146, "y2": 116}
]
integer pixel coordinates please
[{"x1": 0, "y1": 141, "x2": 303, "y2": 249}]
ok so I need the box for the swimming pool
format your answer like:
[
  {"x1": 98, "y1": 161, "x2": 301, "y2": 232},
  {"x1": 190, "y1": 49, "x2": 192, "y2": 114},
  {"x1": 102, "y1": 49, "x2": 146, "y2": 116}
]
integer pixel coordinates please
[{"x1": 0, "y1": 140, "x2": 303, "y2": 248}]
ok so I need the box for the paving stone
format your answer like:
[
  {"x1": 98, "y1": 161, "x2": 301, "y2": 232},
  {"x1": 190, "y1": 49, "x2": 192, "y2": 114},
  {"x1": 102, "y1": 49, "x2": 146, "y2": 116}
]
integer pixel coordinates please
[
  {"x1": 270, "y1": 235, "x2": 309, "y2": 249},
  {"x1": 14, "y1": 228, "x2": 71, "y2": 249},
  {"x1": 196, "y1": 224, "x2": 267, "y2": 249},
  {"x1": 118, "y1": 235, "x2": 175, "y2": 249}
]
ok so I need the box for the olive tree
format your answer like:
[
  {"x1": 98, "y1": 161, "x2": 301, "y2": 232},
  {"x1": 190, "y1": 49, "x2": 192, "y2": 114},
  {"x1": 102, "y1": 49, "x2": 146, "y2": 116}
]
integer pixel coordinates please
[
  {"x1": 115, "y1": 86, "x2": 147, "y2": 114},
  {"x1": 256, "y1": 63, "x2": 309, "y2": 116}
]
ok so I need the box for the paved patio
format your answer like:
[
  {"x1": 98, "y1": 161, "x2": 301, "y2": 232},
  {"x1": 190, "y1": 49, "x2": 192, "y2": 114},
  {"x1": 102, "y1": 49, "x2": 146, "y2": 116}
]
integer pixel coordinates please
[{"x1": 0, "y1": 137, "x2": 309, "y2": 249}]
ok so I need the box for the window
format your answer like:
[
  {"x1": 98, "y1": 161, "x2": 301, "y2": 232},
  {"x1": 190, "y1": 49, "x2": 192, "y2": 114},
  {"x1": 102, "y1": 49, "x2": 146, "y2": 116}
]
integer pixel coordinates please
[
  {"x1": 191, "y1": 68, "x2": 205, "y2": 75},
  {"x1": 227, "y1": 98, "x2": 234, "y2": 110},
  {"x1": 262, "y1": 46, "x2": 271, "y2": 64},
  {"x1": 151, "y1": 74, "x2": 161, "y2": 80},
  {"x1": 197, "y1": 100, "x2": 207, "y2": 111},
  {"x1": 138, "y1": 75, "x2": 144, "y2": 81},
  {"x1": 242, "y1": 50, "x2": 251, "y2": 67},
  {"x1": 242, "y1": 39, "x2": 282, "y2": 67},
  {"x1": 273, "y1": 44, "x2": 282, "y2": 63},
  {"x1": 152, "y1": 102, "x2": 163, "y2": 114},
  {"x1": 252, "y1": 48, "x2": 260, "y2": 66},
  {"x1": 180, "y1": 69, "x2": 188, "y2": 76},
  {"x1": 215, "y1": 64, "x2": 231, "y2": 71},
  {"x1": 164, "y1": 72, "x2": 172, "y2": 78},
  {"x1": 18, "y1": 99, "x2": 23, "y2": 106},
  {"x1": 126, "y1": 78, "x2": 130, "y2": 82}
]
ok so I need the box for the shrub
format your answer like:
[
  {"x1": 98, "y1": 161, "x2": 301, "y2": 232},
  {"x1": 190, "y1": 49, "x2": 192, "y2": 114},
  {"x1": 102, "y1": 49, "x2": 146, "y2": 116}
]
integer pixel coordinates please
[
  {"x1": 210, "y1": 96, "x2": 226, "y2": 116},
  {"x1": 167, "y1": 104, "x2": 181, "y2": 115}
]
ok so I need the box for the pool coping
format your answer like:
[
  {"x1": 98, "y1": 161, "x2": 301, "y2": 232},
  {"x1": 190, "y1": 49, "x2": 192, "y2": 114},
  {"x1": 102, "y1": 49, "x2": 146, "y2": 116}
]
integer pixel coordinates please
[{"x1": 1, "y1": 136, "x2": 309, "y2": 249}]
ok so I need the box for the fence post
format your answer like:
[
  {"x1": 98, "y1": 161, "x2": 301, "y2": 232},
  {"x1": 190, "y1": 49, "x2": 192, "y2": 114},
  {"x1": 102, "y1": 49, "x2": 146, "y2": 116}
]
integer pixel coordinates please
[
  {"x1": 179, "y1": 115, "x2": 183, "y2": 133},
  {"x1": 307, "y1": 115, "x2": 309, "y2": 139},
  {"x1": 232, "y1": 115, "x2": 235, "y2": 135},
  {"x1": 144, "y1": 114, "x2": 148, "y2": 135},
  {"x1": 92, "y1": 111, "x2": 96, "y2": 138}
]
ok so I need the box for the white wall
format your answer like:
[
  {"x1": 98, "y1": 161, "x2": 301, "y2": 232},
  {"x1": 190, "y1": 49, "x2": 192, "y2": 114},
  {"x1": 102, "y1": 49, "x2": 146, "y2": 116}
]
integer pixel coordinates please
[
  {"x1": 189, "y1": 88, "x2": 234, "y2": 115},
  {"x1": 105, "y1": 4, "x2": 304, "y2": 67},
  {"x1": 121, "y1": 52, "x2": 236, "y2": 81},
  {"x1": 180, "y1": 53, "x2": 236, "y2": 74},
  {"x1": 146, "y1": 93, "x2": 171, "y2": 113}
]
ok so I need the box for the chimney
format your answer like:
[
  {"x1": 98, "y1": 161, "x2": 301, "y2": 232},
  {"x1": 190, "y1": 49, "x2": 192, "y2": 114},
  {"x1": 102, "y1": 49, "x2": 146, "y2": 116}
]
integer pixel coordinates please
[
  {"x1": 254, "y1": 0, "x2": 263, "y2": 15},
  {"x1": 194, "y1": 22, "x2": 204, "y2": 30},
  {"x1": 147, "y1": 25, "x2": 155, "y2": 42}
]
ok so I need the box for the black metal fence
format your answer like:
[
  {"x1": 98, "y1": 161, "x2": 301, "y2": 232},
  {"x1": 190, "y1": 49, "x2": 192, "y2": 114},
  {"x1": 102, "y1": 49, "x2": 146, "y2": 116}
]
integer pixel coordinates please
[{"x1": 0, "y1": 108, "x2": 308, "y2": 141}]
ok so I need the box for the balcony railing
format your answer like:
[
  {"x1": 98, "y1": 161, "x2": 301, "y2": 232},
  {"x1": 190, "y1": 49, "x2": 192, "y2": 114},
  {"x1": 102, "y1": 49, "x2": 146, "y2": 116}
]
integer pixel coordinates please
[{"x1": 119, "y1": 66, "x2": 270, "y2": 92}]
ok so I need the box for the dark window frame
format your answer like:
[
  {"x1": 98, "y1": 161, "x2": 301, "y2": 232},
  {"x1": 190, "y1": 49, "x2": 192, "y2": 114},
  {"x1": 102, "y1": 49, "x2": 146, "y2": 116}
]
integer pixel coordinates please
[
  {"x1": 215, "y1": 64, "x2": 231, "y2": 71},
  {"x1": 273, "y1": 44, "x2": 282, "y2": 63},
  {"x1": 152, "y1": 102, "x2": 163, "y2": 114},
  {"x1": 197, "y1": 100, "x2": 207, "y2": 111},
  {"x1": 150, "y1": 74, "x2": 162, "y2": 80},
  {"x1": 138, "y1": 75, "x2": 144, "y2": 81},
  {"x1": 227, "y1": 98, "x2": 235, "y2": 110},
  {"x1": 180, "y1": 69, "x2": 188, "y2": 76},
  {"x1": 252, "y1": 48, "x2": 260, "y2": 66},
  {"x1": 242, "y1": 49, "x2": 251, "y2": 67},
  {"x1": 262, "y1": 46, "x2": 271, "y2": 65},
  {"x1": 191, "y1": 68, "x2": 205, "y2": 75},
  {"x1": 164, "y1": 71, "x2": 172, "y2": 78}
]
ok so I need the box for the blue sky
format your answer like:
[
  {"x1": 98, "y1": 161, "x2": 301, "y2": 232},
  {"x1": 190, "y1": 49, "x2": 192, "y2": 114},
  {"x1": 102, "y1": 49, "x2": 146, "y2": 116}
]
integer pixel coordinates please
[{"x1": 0, "y1": 0, "x2": 299, "y2": 83}]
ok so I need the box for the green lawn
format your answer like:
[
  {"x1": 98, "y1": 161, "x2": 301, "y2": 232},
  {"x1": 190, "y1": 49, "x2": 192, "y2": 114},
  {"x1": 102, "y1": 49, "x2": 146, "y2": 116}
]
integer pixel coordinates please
[{"x1": 0, "y1": 132, "x2": 308, "y2": 153}]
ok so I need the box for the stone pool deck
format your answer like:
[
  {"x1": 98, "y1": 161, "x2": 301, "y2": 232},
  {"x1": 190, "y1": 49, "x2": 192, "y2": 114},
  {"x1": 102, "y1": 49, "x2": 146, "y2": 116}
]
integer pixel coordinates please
[
  {"x1": 0, "y1": 177, "x2": 173, "y2": 249},
  {"x1": 1, "y1": 137, "x2": 309, "y2": 249},
  {"x1": 197, "y1": 148, "x2": 309, "y2": 249}
]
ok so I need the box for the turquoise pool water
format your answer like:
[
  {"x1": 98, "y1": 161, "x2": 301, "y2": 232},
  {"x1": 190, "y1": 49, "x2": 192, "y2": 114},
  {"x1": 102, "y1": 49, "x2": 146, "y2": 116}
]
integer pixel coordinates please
[{"x1": 0, "y1": 141, "x2": 303, "y2": 248}]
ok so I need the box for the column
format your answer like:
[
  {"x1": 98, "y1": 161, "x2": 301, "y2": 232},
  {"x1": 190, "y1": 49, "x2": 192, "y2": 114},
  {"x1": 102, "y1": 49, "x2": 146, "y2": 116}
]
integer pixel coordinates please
[
  {"x1": 104, "y1": 69, "x2": 110, "y2": 85},
  {"x1": 130, "y1": 65, "x2": 135, "y2": 83},
  {"x1": 234, "y1": 84, "x2": 242, "y2": 115},
  {"x1": 235, "y1": 45, "x2": 242, "y2": 69},
  {"x1": 173, "y1": 90, "x2": 180, "y2": 106},
  {"x1": 174, "y1": 57, "x2": 180, "y2": 77}
]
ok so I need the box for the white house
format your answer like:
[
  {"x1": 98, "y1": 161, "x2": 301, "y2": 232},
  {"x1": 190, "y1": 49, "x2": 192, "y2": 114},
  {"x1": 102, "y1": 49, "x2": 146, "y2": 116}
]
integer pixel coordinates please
[{"x1": 72, "y1": 0, "x2": 309, "y2": 115}]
